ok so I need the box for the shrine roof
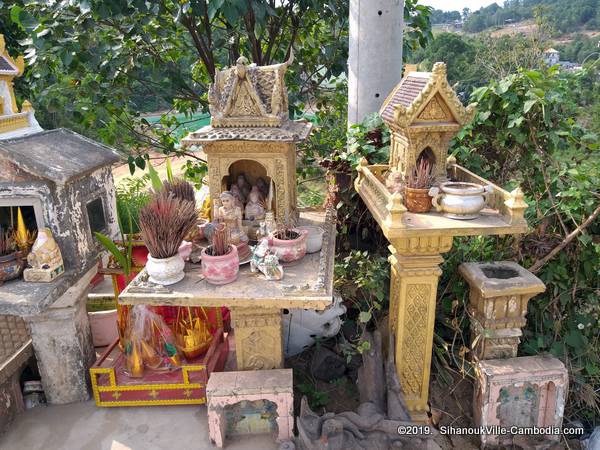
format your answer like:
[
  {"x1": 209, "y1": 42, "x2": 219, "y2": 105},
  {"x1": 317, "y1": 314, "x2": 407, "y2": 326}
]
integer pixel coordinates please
[
  {"x1": 0, "y1": 55, "x2": 18, "y2": 75},
  {"x1": 379, "y1": 62, "x2": 476, "y2": 129},
  {"x1": 182, "y1": 119, "x2": 312, "y2": 145},
  {"x1": 0, "y1": 128, "x2": 121, "y2": 184},
  {"x1": 380, "y1": 73, "x2": 430, "y2": 123}
]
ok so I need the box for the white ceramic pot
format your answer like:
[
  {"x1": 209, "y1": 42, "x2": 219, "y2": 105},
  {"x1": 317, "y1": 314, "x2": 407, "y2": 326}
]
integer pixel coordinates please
[
  {"x1": 146, "y1": 254, "x2": 185, "y2": 285},
  {"x1": 88, "y1": 309, "x2": 119, "y2": 347},
  {"x1": 297, "y1": 226, "x2": 325, "y2": 254},
  {"x1": 429, "y1": 182, "x2": 493, "y2": 220}
]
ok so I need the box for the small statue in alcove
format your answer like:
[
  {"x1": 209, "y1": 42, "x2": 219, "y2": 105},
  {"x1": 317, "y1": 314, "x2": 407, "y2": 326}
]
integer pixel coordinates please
[
  {"x1": 23, "y1": 228, "x2": 64, "y2": 282},
  {"x1": 216, "y1": 191, "x2": 248, "y2": 245},
  {"x1": 230, "y1": 185, "x2": 245, "y2": 208},
  {"x1": 236, "y1": 174, "x2": 251, "y2": 201},
  {"x1": 245, "y1": 187, "x2": 266, "y2": 221},
  {"x1": 255, "y1": 177, "x2": 269, "y2": 200}
]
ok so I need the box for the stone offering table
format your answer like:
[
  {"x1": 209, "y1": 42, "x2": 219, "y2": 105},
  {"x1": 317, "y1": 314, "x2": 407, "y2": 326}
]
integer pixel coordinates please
[
  {"x1": 119, "y1": 210, "x2": 336, "y2": 371},
  {"x1": 355, "y1": 160, "x2": 528, "y2": 421}
]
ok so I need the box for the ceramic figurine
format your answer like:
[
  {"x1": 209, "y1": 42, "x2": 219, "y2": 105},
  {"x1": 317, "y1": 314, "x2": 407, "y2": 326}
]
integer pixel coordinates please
[
  {"x1": 250, "y1": 239, "x2": 283, "y2": 281},
  {"x1": 23, "y1": 228, "x2": 64, "y2": 282},
  {"x1": 255, "y1": 177, "x2": 269, "y2": 200},
  {"x1": 216, "y1": 191, "x2": 248, "y2": 245},
  {"x1": 385, "y1": 169, "x2": 404, "y2": 194},
  {"x1": 230, "y1": 185, "x2": 245, "y2": 208},
  {"x1": 236, "y1": 174, "x2": 251, "y2": 201},
  {"x1": 245, "y1": 187, "x2": 266, "y2": 221},
  {"x1": 264, "y1": 211, "x2": 277, "y2": 235}
]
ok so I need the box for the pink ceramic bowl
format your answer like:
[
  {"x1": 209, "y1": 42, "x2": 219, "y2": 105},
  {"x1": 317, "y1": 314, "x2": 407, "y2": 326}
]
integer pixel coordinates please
[
  {"x1": 201, "y1": 245, "x2": 239, "y2": 285},
  {"x1": 267, "y1": 228, "x2": 308, "y2": 264}
]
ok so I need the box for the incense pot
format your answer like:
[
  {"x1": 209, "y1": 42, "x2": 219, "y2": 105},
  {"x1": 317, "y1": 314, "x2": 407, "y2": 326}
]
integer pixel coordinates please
[
  {"x1": 267, "y1": 228, "x2": 308, "y2": 264},
  {"x1": 201, "y1": 244, "x2": 239, "y2": 285},
  {"x1": 429, "y1": 182, "x2": 493, "y2": 219},
  {"x1": 146, "y1": 254, "x2": 185, "y2": 285}
]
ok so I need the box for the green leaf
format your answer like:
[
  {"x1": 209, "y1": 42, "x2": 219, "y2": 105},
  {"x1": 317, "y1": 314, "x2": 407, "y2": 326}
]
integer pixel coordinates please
[
  {"x1": 358, "y1": 311, "x2": 372, "y2": 323},
  {"x1": 586, "y1": 363, "x2": 600, "y2": 376},
  {"x1": 565, "y1": 331, "x2": 585, "y2": 349},
  {"x1": 208, "y1": 0, "x2": 225, "y2": 20},
  {"x1": 147, "y1": 163, "x2": 163, "y2": 191},
  {"x1": 523, "y1": 99, "x2": 537, "y2": 114},
  {"x1": 166, "y1": 157, "x2": 174, "y2": 182},
  {"x1": 80, "y1": 0, "x2": 91, "y2": 13},
  {"x1": 94, "y1": 232, "x2": 130, "y2": 276}
]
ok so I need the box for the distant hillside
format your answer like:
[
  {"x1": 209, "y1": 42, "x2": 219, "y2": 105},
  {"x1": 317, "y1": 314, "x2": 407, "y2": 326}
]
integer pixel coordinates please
[
  {"x1": 463, "y1": 0, "x2": 599, "y2": 34},
  {"x1": 430, "y1": 1, "x2": 599, "y2": 34}
]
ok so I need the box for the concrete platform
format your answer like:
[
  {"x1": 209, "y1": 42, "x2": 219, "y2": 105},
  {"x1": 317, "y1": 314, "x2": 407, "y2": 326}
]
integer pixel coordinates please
[{"x1": 0, "y1": 401, "x2": 280, "y2": 450}]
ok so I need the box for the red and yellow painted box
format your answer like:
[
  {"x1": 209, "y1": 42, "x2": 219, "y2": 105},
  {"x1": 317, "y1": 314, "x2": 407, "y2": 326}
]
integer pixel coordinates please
[{"x1": 90, "y1": 329, "x2": 229, "y2": 407}]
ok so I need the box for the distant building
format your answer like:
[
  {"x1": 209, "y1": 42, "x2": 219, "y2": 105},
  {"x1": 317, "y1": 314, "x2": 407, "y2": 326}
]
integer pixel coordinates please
[{"x1": 544, "y1": 48, "x2": 560, "y2": 66}]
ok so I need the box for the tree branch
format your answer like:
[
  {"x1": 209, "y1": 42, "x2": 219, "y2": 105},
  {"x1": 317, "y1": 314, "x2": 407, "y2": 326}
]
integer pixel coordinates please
[{"x1": 529, "y1": 204, "x2": 600, "y2": 273}]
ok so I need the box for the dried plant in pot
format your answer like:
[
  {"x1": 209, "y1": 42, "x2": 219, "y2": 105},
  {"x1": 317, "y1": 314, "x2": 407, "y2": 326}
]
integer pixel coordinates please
[
  {"x1": 267, "y1": 225, "x2": 308, "y2": 265},
  {"x1": 0, "y1": 228, "x2": 26, "y2": 284},
  {"x1": 139, "y1": 192, "x2": 197, "y2": 285},
  {"x1": 201, "y1": 223, "x2": 239, "y2": 285},
  {"x1": 404, "y1": 160, "x2": 436, "y2": 213}
]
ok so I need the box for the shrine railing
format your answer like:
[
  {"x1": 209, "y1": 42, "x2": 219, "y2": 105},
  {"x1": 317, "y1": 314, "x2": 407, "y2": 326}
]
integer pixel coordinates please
[
  {"x1": 0, "y1": 112, "x2": 29, "y2": 134},
  {"x1": 354, "y1": 157, "x2": 528, "y2": 240}
]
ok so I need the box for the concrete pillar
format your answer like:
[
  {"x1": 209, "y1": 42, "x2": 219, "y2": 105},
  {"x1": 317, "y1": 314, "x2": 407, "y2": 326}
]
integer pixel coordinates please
[
  {"x1": 348, "y1": 0, "x2": 405, "y2": 125},
  {"x1": 24, "y1": 267, "x2": 96, "y2": 404}
]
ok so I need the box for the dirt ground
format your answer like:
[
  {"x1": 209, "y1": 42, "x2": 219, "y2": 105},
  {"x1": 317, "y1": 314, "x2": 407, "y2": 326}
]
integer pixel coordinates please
[{"x1": 288, "y1": 345, "x2": 583, "y2": 450}]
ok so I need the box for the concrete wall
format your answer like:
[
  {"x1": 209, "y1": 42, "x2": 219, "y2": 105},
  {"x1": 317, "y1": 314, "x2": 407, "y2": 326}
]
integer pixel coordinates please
[{"x1": 348, "y1": 0, "x2": 405, "y2": 125}]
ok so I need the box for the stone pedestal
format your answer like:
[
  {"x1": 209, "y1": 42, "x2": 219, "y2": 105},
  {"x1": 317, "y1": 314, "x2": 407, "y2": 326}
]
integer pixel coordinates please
[
  {"x1": 459, "y1": 261, "x2": 545, "y2": 360},
  {"x1": 24, "y1": 268, "x2": 96, "y2": 404},
  {"x1": 231, "y1": 307, "x2": 284, "y2": 370},
  {"x1": 474, "y1": 356, "x2": 568, "y2": 447},
  {"x1": 206, "y1": 369, "x2": 293, "y2": 448},
  {"x1": 388, "y1": 236, "x2": 453, "y2": 420}
]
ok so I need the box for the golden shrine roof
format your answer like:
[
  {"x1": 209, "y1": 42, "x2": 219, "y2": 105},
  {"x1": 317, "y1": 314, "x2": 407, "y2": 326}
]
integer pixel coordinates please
[
  {"x1": 0, "y1": 35, "x2": 23, "y2": 76},
  {"x1": 207, "y1": 54, "x2": 293, "y2": 128},
  {"x1": 379, "y1": 62, "x2": 476, "y2": 130}
]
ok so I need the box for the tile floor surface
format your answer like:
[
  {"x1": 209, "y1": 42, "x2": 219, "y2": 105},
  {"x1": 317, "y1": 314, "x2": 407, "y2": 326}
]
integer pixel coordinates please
[{"x1": 0, "y1": 400, "x2": 279, "y2": 450}]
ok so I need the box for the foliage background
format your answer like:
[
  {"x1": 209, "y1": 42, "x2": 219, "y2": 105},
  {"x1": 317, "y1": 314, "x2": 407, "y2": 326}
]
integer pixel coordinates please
[{"x1": 1, "y1": 0, "x2": 599, "y2": 430}]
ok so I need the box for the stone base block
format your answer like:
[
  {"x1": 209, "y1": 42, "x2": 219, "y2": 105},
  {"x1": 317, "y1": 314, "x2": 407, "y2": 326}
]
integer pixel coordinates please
[
  {"x1": 470, "y1": 319, "x2": 521, "y2": 360},
  {"x1": 24, "y1": 267, "x2": 96, "y2": 404},
  {"x1": 206, "y1": 369, "x2": 293, "y2": 448},
  {"x1": 23, "y1": 264, "x2": 64, "y2": 282},
  {"x1": 474, "y1": 356, "x2": 568, "y2": 447}
]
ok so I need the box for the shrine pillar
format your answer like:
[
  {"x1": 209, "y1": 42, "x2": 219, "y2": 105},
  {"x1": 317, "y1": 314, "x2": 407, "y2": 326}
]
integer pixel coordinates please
[
  {"x1": 388, "y1": 236, "x2": 453, "y2": 420},
  {"x1": 348, "y1": 0, "x2": 404, "y2": 125}
]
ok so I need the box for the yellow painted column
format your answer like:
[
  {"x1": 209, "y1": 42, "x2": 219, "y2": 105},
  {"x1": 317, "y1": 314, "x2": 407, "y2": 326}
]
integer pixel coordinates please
[
  {"x1": 230, "y1": 307, "x2": 284, "y2": 370},
  {"x1": 389, "y1": 236, "x2": 453, "y2": 421}
]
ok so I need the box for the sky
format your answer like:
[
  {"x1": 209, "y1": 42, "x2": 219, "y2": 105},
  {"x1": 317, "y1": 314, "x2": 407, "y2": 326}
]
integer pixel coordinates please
[{"x1": 420, "y1": 0, "x2": 501, "y2": 12}]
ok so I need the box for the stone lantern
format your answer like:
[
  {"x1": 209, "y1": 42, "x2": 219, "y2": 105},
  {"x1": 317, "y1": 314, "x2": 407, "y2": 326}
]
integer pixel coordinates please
[
  {"x1": 182, "y1": 55, "x2": 312, "y2": 225},
  {"x1": 380, "y1": 62, "x2": 476, "y2": 182}
]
